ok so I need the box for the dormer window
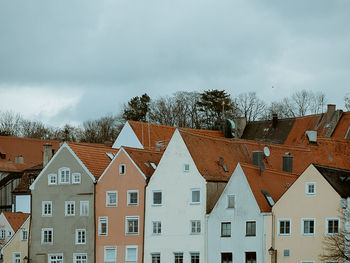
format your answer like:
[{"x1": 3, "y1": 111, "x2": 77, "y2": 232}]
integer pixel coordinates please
[
  {"x1": 119, "y1": 164, "x2": 126, "y2": 175},
  {"x1": 58, "y1": 167, "x2": 70, "y2": 184},
  {"x1": 306, "y1": 182, "x2": 316, "y2": 195},
  {"x1": 184, "y1": 164, "x2": 190, "y2": 172},
  {"x1": 48, "y1": 174, "x2": 57, "y2": 185}
]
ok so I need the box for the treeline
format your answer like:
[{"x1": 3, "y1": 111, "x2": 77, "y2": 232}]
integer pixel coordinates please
[{"x1": 1, "y1": 90, "x2": 349, "y2": 143}]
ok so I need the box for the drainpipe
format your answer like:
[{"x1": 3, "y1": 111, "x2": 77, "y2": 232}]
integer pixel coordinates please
[
  {"x1": 205, "y1": 214, "x2": 209, "y2": 263},
  {"x1": 271, "y1": 213, "x2": 276, "y2": 263},
  {"x1": 94, "y1": 181, "x2": 96, "y2": 263},
  {"x1": 142, "y1": 181, "x2": 147, "y2": 263}
]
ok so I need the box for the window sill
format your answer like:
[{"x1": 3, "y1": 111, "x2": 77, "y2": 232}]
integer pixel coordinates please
[
  {"x1": 221, "y1": 235, "x2": 231, "y2": 238},
  {"x1": 152, "y1": 204, "x2": 162, "y2": 207},
  {"x1": 127, "y1": 204, "x2": 139, "y2": 207},
  {"x1": 245, "y1": 235, "x2": 256, "y2": 237},
  {"x1": 302, "y1": 233, "x2": 315, "y2": 236},
  {"x1": 278, "y1": 234, "x2": 291, "y2": 236},
  {"x1": 190, "y1": 202, "x2": 200, "y2": 205},
  {"x1": 125, "y1": 233, "x2": 139, "y2": 236}
]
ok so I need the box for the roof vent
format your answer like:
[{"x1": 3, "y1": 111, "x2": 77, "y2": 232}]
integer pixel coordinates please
[
  {"x1": 106, "y1": 152, "x2": 114, "y2": 160},
  {"x1": 0, "y1": 152, "x2": 6, "y2": 159},
  {"x1": 218, "y1": 157, "x2": 228, "y2": 172},
  {"x1": 15, "y1": 155, "x2": 24, "y2": 164},
  {"x1": 306, "y1": 130, "x2": 317, "y2": 145},
  {"x1": 252, "y1": 151, "x2": 265, "y2": 171},
  {"x1": 283, "y1": 153, "x2": 293, "y2": 173}
]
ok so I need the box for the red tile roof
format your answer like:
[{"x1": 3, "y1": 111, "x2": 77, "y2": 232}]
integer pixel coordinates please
[
  {"x1": 332, "y1": 111, "x2": 350, "y2": 139},
  {"x1": 3, "y1": 212, "x2": 30, "y2": 232}
]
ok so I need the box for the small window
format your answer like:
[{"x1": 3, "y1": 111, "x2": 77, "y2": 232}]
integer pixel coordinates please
[
  {"x1": 13, "y1": 252, "x2": 21, "y2": 263},
  {"x1": 75, "y1": 229, "x2": 86, "y2": 245},
  {"x1": 72, "y1": 173, "x2": 81, "y2": 184},
  {"x1": 153, "y1": 191, "x2": 162, "y2": 206},
  {"x1": 302, "y1": 218, "x2": 315, "y2": 236},
  {"x1": 41, "y1": 228, "x2": 53, "y2": 244},
  {"x1": 151, "y1": 253, "x2": 160, "y2": 263},
  {"x1": 65, "y1": 201, "x2": 75, "y2": 216},
  {"x1": 106, "y1": 191, "x2": 118, "y2": 207},
  {"x1": 119, "y1": 164, "x2": 126, "y2": 175},
  {"x1": 227, "y1": 195, "x2": 235, "y2": 208},
  {"x1": 48, "y1": 254, "x2": 63, "y2": 263},
  {"x1": 278, "y1": 219, "x2": 291, "y2": 236},
  {"x1": 128, "y1": 191, "x2": 139, "y2": 206},
  {"x1": 99, "y1": 217, "x2": 108, "y2": 236},
  {"x1": 150, "y1": 162, "x2": 157, "y2": 169},
  {"x1": 190, "y1": 252, "x2": 200, "y2": 263},
  {"x1": 125, "y1": 246, "x2": 138, "y2": 262},
  {"x1": 80, "y1": 201, "x2": 89, "y2": 216},
  {"x1": 221, "y1": 222, "x2": 231, "y2": 237},
  {"x1": 21, "y1": 230, "x2": 28, "y2": 241},
  {"x1": 221, "y1": 253, "x2": 232, "y2": 263},
  {"x1": 191, "y1": 189, "x2": 200, "y2": 204},
  {"x1": 73, "y1": 253, "x2": 87, "y2": 263},
  {"x1": 184, "y1": 164, "x2": 190, "y2": 172},
  {"x1": 246, "y1": 221, "x2": 256, "y2": 236},
  {"x1": 104, "y1": 246, "x2": 116, "y2": 263},
  {"x1": 42, "y1": 201, "x2": 52, "y2": 216},
  {"x1": 190, "y1": 220, "x2": 201, "y2": 234},
  {"x1": 8, "y1": 231, "x2": 11, "y2": 237},
  {"x1": 152, "y1": 221, "x2": 161, "y2": 235},
  {"x1": 283, "y1": 249, "x2": 290, "y2": 257},
  {"x1": 174, "y1": 252, "x2": 183, "y2": 263},
  {"x1": 48, "y1": 174, "x2": 57, "y2": 185},
  {"x1": 126, "y1": 217, "x2": 139, "y2": 235},
  {"x1": 326, "y1": 218, "x2": 339, "y2": 235},
  {"x1": 58, "y1": 167, "x2": 70, "y2": 184},
  {"x1": 0, "y1": 229, "x2": 5, "y2": 239},
  {"x1": 306, "y1": 182, "x2": 316, "y2": 195}
]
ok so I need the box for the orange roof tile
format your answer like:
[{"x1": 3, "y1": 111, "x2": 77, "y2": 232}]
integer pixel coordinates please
[
  {"x1": 68, "y1": 143, "x2": 118, "y2": 179},
  {"x1": 3, "y1": 212, "x2": 30, "y2": 232},
  {"x1": 332, "y1": 111, "x2": 350, "y2": 139},
  {"x1": 0, "y1": 136, "x2": 60, "y2": 172}
]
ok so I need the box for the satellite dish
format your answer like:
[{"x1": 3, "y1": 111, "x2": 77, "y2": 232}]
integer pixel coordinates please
[{"x1": 263, "y1": 146, "x2": 270, "y2": 157}]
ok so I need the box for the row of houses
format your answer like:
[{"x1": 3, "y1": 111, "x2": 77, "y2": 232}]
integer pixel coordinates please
[{"x1": 0, "y1": 105, "x2": 350, "y2": 263}]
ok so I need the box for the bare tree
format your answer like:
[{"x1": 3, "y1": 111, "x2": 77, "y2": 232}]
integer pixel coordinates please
[
  {"x1": 235, "y1": 92, "x2": 266, "y2": 122},
  {"x1": 345, "y1": 94, "x2": 350, "y2": 111},
  {"x1": 0, "y1": 111, "x2": 23, "y2": 136},
  {"x1": 310, "y1": 92, "x2": 327, "y2": 115},
  {"x1": 20, "y1": 119, "x2": 52, "y2": 139}
]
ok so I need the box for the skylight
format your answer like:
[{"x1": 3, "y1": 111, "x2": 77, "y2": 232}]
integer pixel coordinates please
[
  {"x1": 261, "y1": 190, "x2": 275, "y2": 207},
  {"x1": 149, "y1": 162, "x2": 157, "y2": 169},
  {"x1": 106, "y1": 152, "x2": 114, "y2": 160}
]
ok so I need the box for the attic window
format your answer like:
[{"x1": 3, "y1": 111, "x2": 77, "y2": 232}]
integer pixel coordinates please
[
  {"x1": 184, "y1": 164, "x2": 190, "y2": 172},
  {"x1": 306, "y1": 182, "x2": 316, "y2": 195},
  {"x1": 144, "y1": 162, "x2": 150, "y2": 167},
  {"x1": 227, "y1": 195, "x2": 235, "y2": 209},
  {"x1": 119, "y1": 164, "x2": 126, "y2": 175},
  {"x1": 261, "y1": 190, "x2": 275, "y2": 206},
  {"x1": 106, "y1": 153, "x2": 114, "y2": 160},
  {"x1": 219, "y1": 157, "x2": 229, "y2": 173},
  {"x1": 150, "y1": 162, "x2": 157, "y2": 169}
]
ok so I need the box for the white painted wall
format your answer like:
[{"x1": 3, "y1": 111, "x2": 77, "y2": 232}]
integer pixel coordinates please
[
  {"x1": 207, "y1": 163, "x2": 266, "y2": 263},
  {"x1": 112, "y1": 121, "x2": 143, "y2": 149},
  {"x1": 0, "y1": 213, "x2": 15, "y2": 252},
  {"x1": 15, "y1": 195, "x2": 30, "y2": 213},
  {"x1": 144, "y1": 129, "x2": 207, "y2": 263}
]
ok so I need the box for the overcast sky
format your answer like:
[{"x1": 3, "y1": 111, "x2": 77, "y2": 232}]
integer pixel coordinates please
[{"x1": 1, "y1": 0, "x2": 349, "y2": 127}]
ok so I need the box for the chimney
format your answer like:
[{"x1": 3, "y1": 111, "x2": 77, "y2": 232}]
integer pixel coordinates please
[
  {"x1": 327, "y1": 104, "x2": 336, "y2": 123},
  {"x1": 282, "y1": 153, "x2": 293, "y2": 173},
  {"x1": 43, "y1": 143, "x2": 53, "y2": 167},
  {"x1": 272, "y1": 113, "x2": 278, "y2": 128},
  {"x1": 15, "y1": 155, "x2": 24, "y2": 164}
]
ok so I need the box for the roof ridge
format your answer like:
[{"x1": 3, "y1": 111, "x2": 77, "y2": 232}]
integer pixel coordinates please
[
  {"x1": 240, "y1": 162, "x2": 299, "y2": 178},
  {"x1": 68, "y1": 142, "x2": 113, "y2": 150},
  {"x1": 0, "y1": 135, "x2": 59, "y2": 143},
  {"x1": 123, "y1": 146, "x2": 163, "y2": 154}
]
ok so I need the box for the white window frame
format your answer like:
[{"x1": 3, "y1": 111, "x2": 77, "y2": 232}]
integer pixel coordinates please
[
  {"x1": 190, "y1": 188, "x2": 201, "y2": 204},
  {"x1": 152, "y1": 221, "x2": 161, "y2": 235},
  {"x1": 190, "y1": 252, "x2": 200, "y2": 263},
  {"x1": 227, "y1": 194, "x2": 235, "y2": 209},
  {"x1": 42, "y1": 201, "x2": 52, "y2": 217},
  {"x1": 0, "y1": 229, "x2": 6, "y2": 239},
  {"x1": 302, "y1": 218, "x2": 316, "y2": 236},
  {"x1": 106, "y1": 191, "x2": 118, "y2": 207},
  {"x1": 73, "y1": 253, "x2": 88, "y2": 263},
  {"x1": 278, "y1": 218, "x2": 292, "y2": 236},
  {"x1": 65, "y1": 201, "x2": 76, "y2": 216},
  {"x1": 151, "y1": 253, "x2": 160, "y2": 263},
  {"x1": 13, "y1": 252, "x2": 21, "y2": 263},
  {"x1": 72, "y1": 173, "x2": 81, "y2": 184},
  {"x1": 127, "y1": 190, "x2": 139, "y2": 206},
  {"x1": 104, "y1": 246, "x2": 117, "y2": 263},
  {"x1": 126, "y1": 216, "x2": 139, "y2": 235},
  {"x1": 75, "y1": 229, "x2": 86, "y2": 245},
  {"x1": 152, "y1": 190, "x2": 162, "y2": 206},
  {"x1": 48, "y1": 253, "x2": 63, "y2": 263},
  {"x1": 41, "y1": 228, "x2": 53, "y2": 245},
  {"x1": 125, "y1": 245, "x2": 138, "y2": 262},
  {"x1": 190, "y1": 220, "x2": 201, "y2": 234},
  {"x1": 98, "y1": 216, "x2": 108, "y2": 236},
  {"x1": 326, "y1": 218, "x2": 340, "y2": 236},
  {"x1": 21, "y1": 229, "x2": 28, "y2": 241},
  {"x1": 305, "y1": 182, "x2": 316, "y2": 195},
  {"x1": 184, "y1": 164, "x2": 190, "y2": 172},
  {"x1": 174, "y1": 252, "x2": 184, "y2": 263},
  {"x1": 48, "y1": 173, "x2": 57, "y2": 185},
  {"x1": 58, "y1": 167, "x2": 70, "y2": 184},
  {"x1": 80, "y1": 201, "x2": 89, "y2": 216},
  {"x1": 119, "y1": 164, "x2": 126, "y2": 175}
]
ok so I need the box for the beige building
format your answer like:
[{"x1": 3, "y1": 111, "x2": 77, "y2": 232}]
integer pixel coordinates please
[{"x1": 266, "y1": 164, "x2": 350, "y2": 263}]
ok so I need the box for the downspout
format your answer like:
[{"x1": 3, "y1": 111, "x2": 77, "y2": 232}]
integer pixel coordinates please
[
  {"x1": 142, "y1": 179, "x2": 149, "y2": 263},
  {"x1": 205, "y1": 214, "x2": 209, "y2": 263},
  {"x1": 271, "y1": 212, "x2": 275, "y2": 263},
  {"x1": 28, "y1": 191, "x2": 33, "y2": 262},
  {"x1": 94, "y1": 181, "x2": 97, "y2": 263}
]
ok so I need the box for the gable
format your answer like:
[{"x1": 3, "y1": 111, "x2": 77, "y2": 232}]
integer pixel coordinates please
[{"x1": 112, "y1": 121, "x2": 143, "y2": 149}]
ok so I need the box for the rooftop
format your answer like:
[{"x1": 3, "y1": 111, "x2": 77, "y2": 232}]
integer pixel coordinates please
[{"x1": 3, "y1": 212, "x2": 30, "y2": 232}]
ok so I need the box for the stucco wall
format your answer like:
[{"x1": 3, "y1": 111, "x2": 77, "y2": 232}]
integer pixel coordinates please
[
  {"x1": 0, "y1": 213, "x2": 14, "y2": 251},
  {"x1": 112, "y1": 121, "x2": 143, "y2": 149}
]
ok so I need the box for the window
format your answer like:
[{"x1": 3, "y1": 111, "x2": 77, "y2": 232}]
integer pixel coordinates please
[
  {"x1": 119, "y1": 164, "x2": 126, "y2": 175},
  {"x1": 8, "y1": 230, "x2": 11, "y2": 237},
  {"x1": 104, "y1": 246, "x2": 116, "y2": 263},
  {"x1": 153, "y1": 191, "x2": 162, "y2": 205},
  {"x1": 221, "y1": 253, "x2": 232, "y2": 263},
  {"x1": 302, "y1": 218, "x2": 315, "y2": 236},
  {"x1": 278, "y1": 219, "x2": 291, "y2": 235},
  {"x1": 174, "y1": 252, "x2": 183, "y2": 263},
  {"x1": 80, "y1": 201, "x2": 89, "y2": 216},
  {"x1": 75, "y1": 229, "x2": 86, "y2": 244},
  {"x1": 246, "y1": 221, "x2": 256, "y2": 236},
  {"x1": 190, "y1": 252, "x2": 200, "y2": 263},
  {"x1": 65, "y1": 201, "x2": 75, "y2": 216},
  {"x1": 184, "y1": 164, "x2": 190, "y2": 172},
  {"x1": 13, "y1": 252, "x2": 21, "y2": 263},
  {"x1": 283, "y1": 249, "x2": 290, "y2": 257},
  {"x1": 128, "y1": 191, "x2": 139, "y2": 206},
  {"x1": 126, "y1": 217, "x2": 139, "y2": 235},
  {"x1": 227, "y1": 195, "x2": 235, "y2": 208},
  {"x1": 306, "y1": 182, "x2": 316, "y2": 195},
  {"x1": 221, "y1": 222, "x2": 231, "y2": 237},
  {"x1": 48, "y1": 254, "x2": 63, "y2": 263},
  {"x1": 125, "y1": 246, "x2": 137, "y2": 262},
  {"x1": 191, "y1": 189, "x2": 200, "y2": 204},
  {"x1": 21, "y1": 230, "x2": 28, "y2": 241},
  {"x1": 151, "y1": 253, "x2": 160, "y2": 263},
  {"x1": 0, "y1": 229, "x2": 5, "y2": 239},
  {"x1": 41, "y1": 228, "x2": 53, "y2": 244},
  {"x1": 59, "y1": 167, "x2": 70, "y2": 184},
  {"x1": 152, "y1": 221, "x2": 161, "y2": 235},
  {"x1": 72, "y1": 173, "x2": 81, "y2": 184},
  {"x1": 245, "y1": 252, "x2": 256, "y2": 263},
  {"x1": 106, "y1": 191, "x2": 118, "y2": 207},
  {"x1": 42, "y1": 201, "x2": 52, "y2": 216},
  {"x1": 326, "y1": 218, "x2": 339, "y2": 235},
  {"x1": 99, "y1": 217, "x2": 108, "y2": 236},
  {"x1": 48, "y1": 174, "x2": 57, "y2": 185},
  {"x1": 190, "y1": 220, "x2": 201, "y2": 234},
  {"x1": 74, "y1": 253, "x2": 87, "y2": 263}
]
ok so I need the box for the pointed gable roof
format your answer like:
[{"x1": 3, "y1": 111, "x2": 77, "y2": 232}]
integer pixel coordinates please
[{"x1": 3, "y1": 212, "x2": 30, "y2": 232}]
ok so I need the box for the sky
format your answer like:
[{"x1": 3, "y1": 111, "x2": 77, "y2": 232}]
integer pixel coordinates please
[{"x1": 1, "y1": 0, "x2": 350, "y2": 127}]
